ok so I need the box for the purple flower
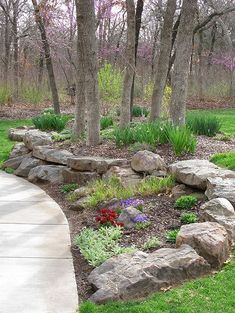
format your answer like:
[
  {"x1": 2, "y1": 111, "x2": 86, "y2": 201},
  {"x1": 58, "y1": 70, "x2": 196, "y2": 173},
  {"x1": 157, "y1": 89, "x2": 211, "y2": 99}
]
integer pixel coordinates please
[
  {"x1": 134, "y1": 214, "x2": 148, "y2": 224},
  {"x1": 119, "y1": 198, "x2": 144, "y2": 208}
]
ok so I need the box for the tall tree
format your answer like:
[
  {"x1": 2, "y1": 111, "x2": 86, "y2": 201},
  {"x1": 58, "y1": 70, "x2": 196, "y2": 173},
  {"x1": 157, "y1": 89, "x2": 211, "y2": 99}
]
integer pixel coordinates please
[
  {"x1": 120, "y1": 0, "x2": 136, "y2": 128},
  {"x1": 170, "y1": 0, "x2": 197, "y2": 125},
  {"x1": 75, "y1": 0, "x2": 100, "y2": 145},
  {"x1": 31, "y1": 0, "x2": 60, "y2": 114},
  {"x1": 150, "y1": 0, "x2": 177, "y2": 121},
  {"x1": 130, "y1": 0, "x2": 144, "y2": 116}
]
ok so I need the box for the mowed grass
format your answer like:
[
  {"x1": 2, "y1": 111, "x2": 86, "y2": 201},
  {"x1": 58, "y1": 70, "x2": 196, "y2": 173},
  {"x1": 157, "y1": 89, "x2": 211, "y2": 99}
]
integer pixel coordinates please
[
  {"x1": 80, "y1": 260, "x2": 235, "y2": 313},
  {"x1": 210, "y1": 152, "x2": 235, "y2": 170},
  {"x1": 189, "y1": 109, "x2": 235, "y2": 134},
  {"x1": 0, "y1": 119, "x2": 32, "y2": 165}
]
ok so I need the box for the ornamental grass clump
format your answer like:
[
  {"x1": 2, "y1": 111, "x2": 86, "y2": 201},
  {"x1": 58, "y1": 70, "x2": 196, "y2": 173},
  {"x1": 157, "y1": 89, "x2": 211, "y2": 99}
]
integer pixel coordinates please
[
  {"x1": 32, "y1": 112, "x2": 69, "y2": 132},
  {"x1": 132, "y1": 106, "x2": 149, "y2": 117},
  {"x1": 100, "y1": 116, "x2": 114, "y2": 130},
  {"x1": 165, "y1": 229, "x2": 179, "y2": 243},
  {"x1": 187, "y1": 112, "x2": 221, "y2": 137},
  {"x1": 74, "y1": 226, "x2": 136, "y2": 267}
]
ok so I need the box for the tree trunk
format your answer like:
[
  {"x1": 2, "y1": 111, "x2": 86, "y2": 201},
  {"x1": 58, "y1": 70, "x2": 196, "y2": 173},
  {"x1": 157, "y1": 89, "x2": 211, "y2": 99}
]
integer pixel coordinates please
[
  {"x1": 73, "y1": 0, "x2": 86, "y2": 138},
  {"x1": 3, "y1": 13, "x2": 11, "y2": 88},
  {"x1": 130, "y1": 0, "x2": 144, "y2": 117},
  {"x1": 150, "y1": 0, "x2": 177, "y2": 121},
  {"x1": 120, "y1": 0, "x2": 136, "y2": 128},
  {"x1": 12, "y1": 0, "x2": 19, "y2": 98},
  {"x1": 75, "y1": 0, "x2": 100, "y2": 145},
  {"x1": 37, "y1": 50, "x2": 44, "y2": 88},
  {"x1": 170, "y1": 0, "x2": 197, "y2": 125},
  {"x1": 198, "y1": 30, "x2": 204, "y2": 100},
  {"x1": 31, "y1": 0, "x2": 60, "y2": 114}
]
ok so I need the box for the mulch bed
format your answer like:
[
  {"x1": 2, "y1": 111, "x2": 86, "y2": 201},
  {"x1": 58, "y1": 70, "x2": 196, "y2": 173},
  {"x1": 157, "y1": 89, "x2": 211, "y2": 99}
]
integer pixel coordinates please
[{"x1": 38, "y1": 181, "x2": 206, "y2": 301}]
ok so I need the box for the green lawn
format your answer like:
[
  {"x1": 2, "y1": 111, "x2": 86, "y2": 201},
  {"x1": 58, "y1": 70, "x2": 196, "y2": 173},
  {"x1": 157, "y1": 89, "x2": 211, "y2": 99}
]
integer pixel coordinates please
[
  {"x1": 80, "y1": 260, "x2": 235, "y2": 313},
  {"x1": 0, "y1": 119, "x2": 31, "y2": 165},
  {"x1": 210, "y1": 152, "x2": 235, "y2": 170},
  {"x1": 190, "y1": 109, "x2": 235, "y2": 134}
]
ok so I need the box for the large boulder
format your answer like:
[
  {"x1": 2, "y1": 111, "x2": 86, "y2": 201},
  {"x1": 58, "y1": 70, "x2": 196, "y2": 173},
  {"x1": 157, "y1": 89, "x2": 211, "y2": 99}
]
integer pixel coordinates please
[
  {"x1": 23, "y1": 130, "x2": 52, "y2": 150},
  {"x1": 63, "y1": 168, "x2": 100, "y2": 185},
  {"x1": 8, "y1": 127, "x2": 31, "y2": 141},
  {"x1": 205, "y1": 177, "x2": 235, "y2": 206},
  {"x1": 9, "y1": 143, "x2": 30, "y2": 159},
  {"x1": 28, "y1": 165, "x2": 65, "y2": 183},
  {"x1": 14, "y1": 157, "x2": 44, "y2": 177},
  {"x1": 2, "y1": 154, "x2": 31, "y2": 170},
  {"x1": 33, "y1": 146, "x2": 73, "y2": 165},
  {"x1": 103, "y1": 166, "x2": 142, "y2": 188},
  {"x1": 169, "y1": 159, "x2": 235, "y2": 190},
  {"x1": 67, "y1": 156, "x2": 129, "y2": 174},
  {"x1": 176, "y1": 222, "x2": 230, "y2": 268},
  {"x1": 88, "y1": 245, "x2": 210, "y2": 304},
  {"x1": 131, "y1": 150, "x2": 166, "y2": 174},
  {"x1": 201, "y1": 198, "x2": 235, "y2": 241}
]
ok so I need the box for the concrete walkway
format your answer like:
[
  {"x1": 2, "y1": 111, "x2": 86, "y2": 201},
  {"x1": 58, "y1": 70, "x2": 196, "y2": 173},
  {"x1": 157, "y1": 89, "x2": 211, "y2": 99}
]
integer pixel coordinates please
[{"x1": 0, "y1": 171, "x2": 78, "y2": 313}]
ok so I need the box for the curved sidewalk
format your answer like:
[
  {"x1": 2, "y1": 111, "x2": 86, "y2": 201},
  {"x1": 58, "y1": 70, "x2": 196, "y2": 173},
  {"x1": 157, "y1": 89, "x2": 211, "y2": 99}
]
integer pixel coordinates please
[{"x1": 0, "y1": 171, "x2": 78, "y2": 313}]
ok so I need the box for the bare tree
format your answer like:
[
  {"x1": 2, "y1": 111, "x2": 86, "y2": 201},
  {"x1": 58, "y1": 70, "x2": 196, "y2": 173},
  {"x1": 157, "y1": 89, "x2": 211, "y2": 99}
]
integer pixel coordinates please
[
  {"x1": 150, "y1": 0, "x2": 177, "y2": 121},
  {"x1": 120, "y1": 0, "x2": 136, "y2": 128},
  {"x1": 170, "y1": 0, "x2": 198, "y2": 125},
  {"x1": 31, "y1": 0, "x2": 60, "y2": 114},
  {"x1": 75, "y1": 0, "x2": 100, "y2": 145}
]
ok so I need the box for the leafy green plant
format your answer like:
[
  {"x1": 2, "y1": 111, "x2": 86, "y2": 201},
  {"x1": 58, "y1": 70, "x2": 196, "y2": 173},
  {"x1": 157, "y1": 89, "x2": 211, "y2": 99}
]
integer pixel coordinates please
[
  {"x1": 132, "y1": 106, "x2": 149, "y2": 117},
  {"x1": 165, "y1": 125, "x2": 197, "y2": 156},
  {"x1": 187, "y1": 112, "x2": 221, "y2": 137},
  {"x1": 79, "y1": 301, "x2": 98, "y2": 313},
  {"x1": 51, "y1": 129, "x2": 72, "y2": 141},
  {"x1": 210, "y1": 152, "x2": 235, "y2": 170},
  {"x1": 175, "y1": 195, "x2": 198, "y2": 210},
  {"x1": 142, "y1": 237, "x2": 160, "y2": 251},
  {"x1": 74, "y1": 226, "x2": 135, "y2": 267},
  {"x1": 4, "y1": 167, "x2": 14, "y2": 174},
  {"x1": 135, "y1": 221, "x2": 151, "y2": 230},
  {"x1": 61, "y1": 183, "x2": 78, "y2": 194},
  {"x1": 100, "y1": 116, "x2": 114, "y2": 130},
  {"x1": 98, "y1": 63, "x2": 123, "y2": 102},
  {"x1": 32, "y1": 113, "x2": 69, "y2": 132},
  {"x1": 180, "y1": 212, "x2": 198, "y2": 224},
  {"x1": 165, "y1": 229, "x2": 179, "y2": 243}
]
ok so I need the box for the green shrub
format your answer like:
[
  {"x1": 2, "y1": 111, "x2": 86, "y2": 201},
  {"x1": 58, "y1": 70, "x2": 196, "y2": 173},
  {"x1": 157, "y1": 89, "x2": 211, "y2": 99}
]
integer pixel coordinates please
[
  {"x1": 98, "y1": 63, "x2": 123, "y2": 102},
  {"x1": 210, "y1": 152, "x2": 235, "y2": 170},
  {"x1": 187, "y1": 113, "x2": 221, "y2": 137},
  {"x1": 100, "y1": 116, "x2": 114, "y2": 130},
  {"x1": 165, "y1": 125, "x2": 197, "y2": 156},
  {"x1": 142, "y1": 237, "x2": 160, "y2": 250},
  {"x1": 4, "y1": 167, "x2": 14, "y2": 174},
  {"x1": 175, "y1": 195, "x2": 198, "y2": 209},
  {"x1": 61, "y1": 183, "x2": 78, "y2": 194},
  {"x1": 180, "y1": 212, "x2": 198, "y2": 224},
  {"x1": 74, "y1": 226, "x2": 136, "y2": 267},
  {"x1": 132, "y1": 106, "x2": 149, "y2": 117},
  {"x1": 52, "y1": 129, "x2": 72, "y2": 141},
  {"x1": 32, "y1": 113, "x2": 69, "y2": 132},
  {"x1": 165, "y1": 229, "x2": 179, "y2": 243}
]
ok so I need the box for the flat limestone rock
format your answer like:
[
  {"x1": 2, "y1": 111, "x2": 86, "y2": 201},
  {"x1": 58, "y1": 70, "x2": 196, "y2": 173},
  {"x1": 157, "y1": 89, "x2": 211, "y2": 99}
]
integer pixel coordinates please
[
  {"x1": 23, "y1": 130, "x2": 52, "y2": 150},
  {"x1": 33, "y1": 146, "x2": 74, "y2": 165},
  {"x1": 103, "y1": 166, "x2": 142, "y2": 188},
  {"x1": 8, "y1": 127, "x2": 31, "y2": 142},
  {"x1": 63, "y1": 168, "x2": 100, "y2": 185},
  {"x1": 14, "y1": 157, "x2": 44, "y2": 177},
  {"x1": 169, "y1": 159, "x2": 235, "y2": 190},
  {"x1": 131, "y1": 150, "x2": 166, "y2": 174},
  {"x1": 176, "y1": 222, "x2": 230, "y2": 268},
  {"x1": 9, "y1": 143, "x2": 30, "y2": 159},
  {"x1": 67, "y1": 156, "x2": 129, "y2": 174},
  {"x1": 205, "y1": 177, "x2": 235, "y2": 206},
  {"x1": 88, "y1": 244, "x2": 210, "y2": 304},
  {"x1": 28, "y1": 165, "x2": 65, "y2": 184},
  {"x1": 3, "y1": 154, "x2": 31, "y2": 170}
]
